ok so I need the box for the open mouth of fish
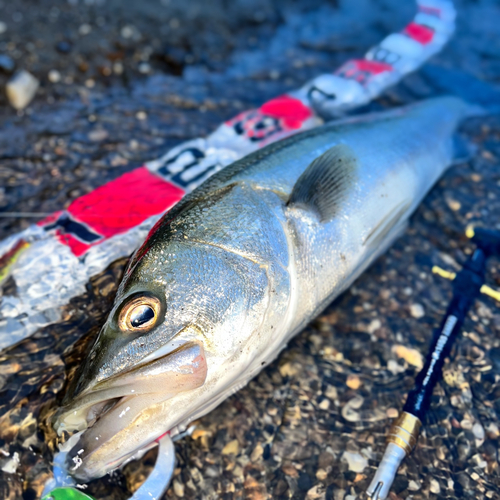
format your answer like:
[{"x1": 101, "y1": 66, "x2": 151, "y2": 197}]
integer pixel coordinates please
[{"x1": 55, "y1": 341, "x2": 208, "y2": 481}]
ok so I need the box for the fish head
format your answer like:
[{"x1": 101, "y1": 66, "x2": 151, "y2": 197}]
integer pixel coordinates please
[{"x1": 55, "y1": 219, "x2": 270, "y2": 480}]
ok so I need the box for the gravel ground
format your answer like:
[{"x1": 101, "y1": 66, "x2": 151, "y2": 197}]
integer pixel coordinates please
[{"x1": 1, "y1": 1, "x2": 500, "y2": 499}]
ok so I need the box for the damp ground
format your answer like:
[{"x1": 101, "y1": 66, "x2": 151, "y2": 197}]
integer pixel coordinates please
[{"x1": 1, "y1": 1, "x2": 500, "y2": 499}]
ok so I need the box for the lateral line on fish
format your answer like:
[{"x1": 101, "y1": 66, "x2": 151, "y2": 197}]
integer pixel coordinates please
[
  {"x1": 363, "y1": 199, "x2": 412, "y2": 248},
  {"x1": 181, "y1": 238, "x2": 264, "y2": 268}
]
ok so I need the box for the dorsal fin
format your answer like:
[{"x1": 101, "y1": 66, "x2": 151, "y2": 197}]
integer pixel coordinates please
[{"x1": 288, "y1": 143, "x2": 357, "y2": 222}]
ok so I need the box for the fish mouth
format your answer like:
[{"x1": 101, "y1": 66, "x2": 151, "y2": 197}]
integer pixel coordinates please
[{"x1": 55, "y1": 341, "x2": 207, "y2": 481}]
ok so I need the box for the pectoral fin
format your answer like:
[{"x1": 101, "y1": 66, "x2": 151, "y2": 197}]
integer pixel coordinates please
[{"x1": 288, "y1": 143, "x2": 357, "y2": 222}]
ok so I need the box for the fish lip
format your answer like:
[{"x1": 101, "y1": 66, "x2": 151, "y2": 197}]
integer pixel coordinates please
[
  {"x1": 71, "y1": 329, "x2": 198, "y2": 402},
  {"x1": 65, "y1": 339, "x2": 204, "y2": 408},
  {"x1": 65, "y1": 419, "x2": 161, "y2": 481},
  {"x1": 55, "y1": 341, "x2": 208, "y2": 480},
  {"x1": 58, "y1": 392, "x2": 162, "y2": 480}
]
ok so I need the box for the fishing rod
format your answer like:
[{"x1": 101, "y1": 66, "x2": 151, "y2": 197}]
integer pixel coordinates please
[{"x1": 367, "y1": 226, "x2": 500, "y2": 500}]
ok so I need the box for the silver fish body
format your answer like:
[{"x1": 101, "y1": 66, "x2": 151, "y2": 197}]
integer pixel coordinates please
[{"x1": 55, "y1": 96, "x2": 469, "y2": 480}]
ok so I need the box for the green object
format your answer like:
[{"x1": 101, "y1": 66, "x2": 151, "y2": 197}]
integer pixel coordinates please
[{"x1": 41, "y1": 487, "x2": 96, "y2": 500}]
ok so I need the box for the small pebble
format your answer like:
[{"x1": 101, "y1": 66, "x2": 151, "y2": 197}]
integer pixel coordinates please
[
  {"x1": 222, "y1": 439, "x2": 239, "y2": 455},
  {"x1": 0, "y1": 54, "x2": 15, "y2": 73},
  {"x1": 250, "y1": 443, "x2": 263, "y2": 462},
  {"x1": 113, "y1": 62, "x2": 124, "y2": 74},
  {"x1": 472, "y1": 453, "x2": 487, "y2": 468},
  {"x1": 447, "y1": 199, "x2": 461, "y2": 211},
  {"x1": 1, "y1": 451, "x2": 19, "y2": 474},
  {"x1": 341, "y1": 395, "x2": 364, "y2": 422},
  {"x1": 461, "y1": 418, "x2": 473, "y2": 430},
  {"x1": 430, "y1": 478, "x2": 440, "y2": 494},
  {"x1": 316, "y1": 469, "x2": 327, "y2": 481},
  {"x1": 56, "y1": 40, "x2": 72, "y2": 53},
  {"x1": 325, "y1": 385, "x2": 337, "y2": 400},
  {"x1": 136, "y1": 111, "x2": 147, "y2": 121},
  {"x1": 121, "y1": 25, "x2": 139, "y2": 39},
  {"x1": 346, "y1": 375, "x2": 362, "y2": 390},
  {"x1": 282, "y1": 464, "x2": 299, "y2": 477},
  {"x1": 0, "y1": 21, "x2": 7, "y2": 34},
  {"x1": 487, "y1": 423, "x2": 499, "y2": 438},
  {"x1": 173, "y1": 479, "x2": 185, "y2": 497},
  {"x1": 6, "y1": 70, "x2": 39, "y2": 109},
  {"x1": 386, "y1": 408, "x2": 399, "y2": 418},
  {"x1": 341, "y1": 451, "x2": 367, "y2": 473},
  {"x1": 191, "y1": 428, "x2": 209, "y2": 440},
  {"x1": 387, "y1": 359, "x2": 405, "y2": 374},
  {"x1": 482, "y1": 150, "x2": 495, "y2": 161},
  {"x1": 79, "y1": 23, "x2": 92, "y2": 35},
  {"x1": 473, "y1": 422, "x2": 485, "y2": 440},
  {"x1": 88, "y1": 129, "x2": 108, "y2": 142},
  {"x1": 408, "y1": 480, "x2": 421, "y2": 491},
  {"x1": 392, "y1": 344, "x2": 423, "y2": 368},
  {"x1": 138, "y1": 62, "x2": 151, "y2": 74},
  {"x1": 48, "y1": 69, "x2": 61, "y2": 83},
  {"x1": 367, "y1": 318, "x2": 381, "y2": 333},
  {"x1": 410, "y1": 303, "x2": 425, "y2": 318},
  {"x1": 110, "y1": 155, "x2": 128, "y2": 167},
  {"x1": 319, "y1": 398, "x2": 330, "y2": 410},
  {"x1": 306, "y1": 484, "x2": 325, "y2": 499}
]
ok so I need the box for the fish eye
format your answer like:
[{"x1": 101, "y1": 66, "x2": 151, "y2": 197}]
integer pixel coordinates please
[
  {"x1": 118, "y1": 294, "x2": 162, "y2": 332},
  {"x1": 130, "y1": 305, "x2": 155, "y2": 327}
]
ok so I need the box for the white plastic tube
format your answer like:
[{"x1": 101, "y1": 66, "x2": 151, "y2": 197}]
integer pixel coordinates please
[{"x1": 130, "y1": 434, "x2": 176, "y2": 500}]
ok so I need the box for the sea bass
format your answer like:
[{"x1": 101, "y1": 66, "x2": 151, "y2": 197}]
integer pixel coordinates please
[{"x1": 55, "y1": 96, "x2": 469, "y2": 481}]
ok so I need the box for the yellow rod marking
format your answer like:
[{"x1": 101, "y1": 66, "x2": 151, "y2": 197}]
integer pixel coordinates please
[
  {"x1": 432, "y1": 266, "x2": 500, "y2": 302},
  {"x1": 481, "y1": 285, "x2": 500, "y2": 302},
  {"x1": 465, "y1": 225, "x2": 475, "y2": 239},
  {"x1": 432, "y1": 266, "x2": 456, "y2": 280}
]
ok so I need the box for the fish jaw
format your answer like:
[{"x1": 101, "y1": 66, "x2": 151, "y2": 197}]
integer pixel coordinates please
[
  {"x1": 65, "y1": 395, "x2": 174, "y2": 481},
  {"x1": 54, "y1": 342, "x2": 207, "y2": 480},
  {"x1": 56, "y1": 235, "x2": 279, "y2": 480}
]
